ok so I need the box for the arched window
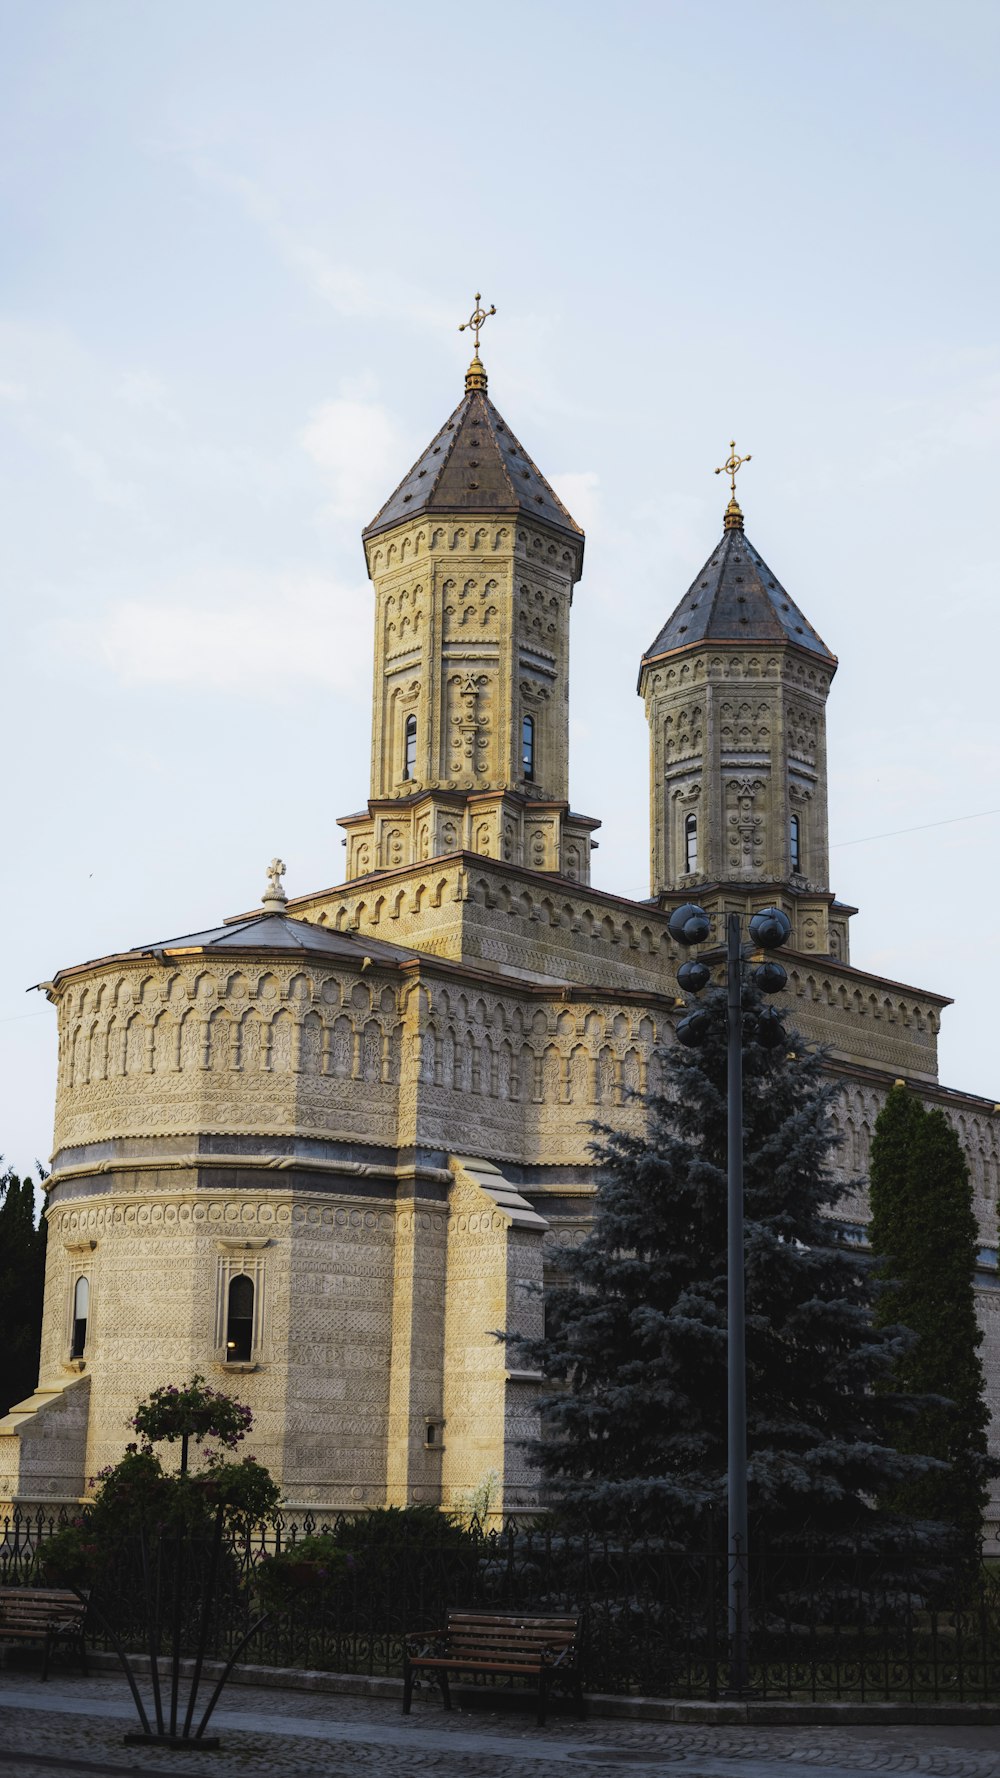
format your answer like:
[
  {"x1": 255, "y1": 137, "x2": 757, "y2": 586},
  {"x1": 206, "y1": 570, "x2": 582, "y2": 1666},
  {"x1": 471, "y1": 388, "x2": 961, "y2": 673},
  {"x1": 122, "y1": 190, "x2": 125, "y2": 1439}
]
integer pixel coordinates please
[
  {"x1": 684, "y1": 812, "x2": 698, "y2": 874},
  {"x1": 71, "y1": 1276, "x2": 89, "y2": 1360},
  {"x1": 226, "y1": 1274, "x2": 254, "y2": 1363},
  {"x1": 522, "y1": 714, "x2": 535, "y2": 781},
  {"x1": 790, "y1": 813, "x2": 801, "y2": 874},
  {"x1": 403, "y1": 713, "x2": 417, "y2": 781}
]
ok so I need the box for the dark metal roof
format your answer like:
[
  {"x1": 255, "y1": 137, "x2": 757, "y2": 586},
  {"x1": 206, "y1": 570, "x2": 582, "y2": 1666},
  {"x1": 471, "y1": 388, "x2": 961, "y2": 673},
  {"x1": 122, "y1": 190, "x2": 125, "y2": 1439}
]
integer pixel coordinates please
[
  {"x1": 363, "y1": 387, "x2": 583, "y2": 546},
  {"x1": 641, "y1": 524, "x2": 836, "y2": 667},
  {"x1": 130, "y1": 913, "x2": 411, "y2": 965}
]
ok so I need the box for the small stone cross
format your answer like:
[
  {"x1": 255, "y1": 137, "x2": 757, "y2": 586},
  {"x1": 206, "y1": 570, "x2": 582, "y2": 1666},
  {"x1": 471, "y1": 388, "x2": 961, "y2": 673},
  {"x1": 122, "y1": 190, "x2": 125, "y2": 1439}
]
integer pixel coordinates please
[{"x1": 261, "y1": 857, "x2": 288, "y2": 912}]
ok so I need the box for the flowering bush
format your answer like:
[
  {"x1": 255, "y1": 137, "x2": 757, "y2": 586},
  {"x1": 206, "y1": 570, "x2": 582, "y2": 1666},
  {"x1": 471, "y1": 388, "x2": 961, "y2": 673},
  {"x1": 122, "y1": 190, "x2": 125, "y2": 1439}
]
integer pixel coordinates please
[
  {"x1": 132, "y1": 1375, "x2": 253, "y2": 1455},
  {"x1": 190, "y1": 1456, "x2": 281, "y2": 1535},
  {"x1": 34, "y1": 1384, "x2": 281, "y2": 1596}
]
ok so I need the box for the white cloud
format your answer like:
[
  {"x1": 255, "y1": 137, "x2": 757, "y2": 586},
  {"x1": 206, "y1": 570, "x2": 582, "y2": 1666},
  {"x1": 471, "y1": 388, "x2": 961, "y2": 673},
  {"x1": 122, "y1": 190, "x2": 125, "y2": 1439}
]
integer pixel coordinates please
[
  {"x1": 49, "y1": 569, "x2": 372, "y2": 697},
  {"x1": 172, "y1": 153, "x2": 452, "y2": 333},
  {"x1": 0, "y1": 320, "x2": 165, "y2": 507},
  {"x1": 53, "y1": 430, "x2": 139, "y2": 510},
  {"x1": 285, "y1": 245, "x2": 375, "y2": 318},
  {"x1": 287, "y1": 240, "x2": 452, "y2": 333},
  {"x1": 302, "y1": 396, "x2": 410, "y2": 524},
  {"x1": 116, "y1": 370, "x2": 180, "y2": 423}
]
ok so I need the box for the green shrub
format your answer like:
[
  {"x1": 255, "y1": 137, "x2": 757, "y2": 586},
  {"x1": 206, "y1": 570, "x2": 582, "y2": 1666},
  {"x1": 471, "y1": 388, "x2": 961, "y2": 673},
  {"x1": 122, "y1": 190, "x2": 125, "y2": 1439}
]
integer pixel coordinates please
[
  {"x1": 331, "y1": 1503, "x2": 472, "y2": 1557},
  {"x1": 35, "y1": 1520, "x2": 102, "y2": 1588},
  {"x1": 329, "y1": 1505, "x2": 480, "y2": 1624},
  {"x1": 255, "y1": 1534, "x2": 354, "y2": 1609}
]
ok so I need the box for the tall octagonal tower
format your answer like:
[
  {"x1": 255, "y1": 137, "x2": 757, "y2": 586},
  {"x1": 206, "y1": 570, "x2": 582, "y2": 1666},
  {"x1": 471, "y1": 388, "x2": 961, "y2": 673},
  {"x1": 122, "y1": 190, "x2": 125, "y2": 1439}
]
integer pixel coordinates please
[{"x1": 340, "y1": 351, "x2": 600, "y2": 883}]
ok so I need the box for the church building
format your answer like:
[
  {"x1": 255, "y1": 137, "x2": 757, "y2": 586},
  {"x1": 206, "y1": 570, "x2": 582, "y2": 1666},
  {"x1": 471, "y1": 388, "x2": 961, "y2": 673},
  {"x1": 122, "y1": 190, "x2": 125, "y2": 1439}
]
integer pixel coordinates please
[{"x1": 3, "y1": 327, "x2": 998, "y2": 1540}]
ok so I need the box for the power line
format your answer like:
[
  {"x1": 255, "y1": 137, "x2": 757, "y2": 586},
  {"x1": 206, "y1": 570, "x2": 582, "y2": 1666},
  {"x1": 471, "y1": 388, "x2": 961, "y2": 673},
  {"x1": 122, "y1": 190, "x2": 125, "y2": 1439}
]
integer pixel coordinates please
[
  {"x1": 613, "y1": 804, "x2": 1000, "y2": 899},
  {"x1": 831, "y1": 806, "x2": 1000, "y2": 849}
]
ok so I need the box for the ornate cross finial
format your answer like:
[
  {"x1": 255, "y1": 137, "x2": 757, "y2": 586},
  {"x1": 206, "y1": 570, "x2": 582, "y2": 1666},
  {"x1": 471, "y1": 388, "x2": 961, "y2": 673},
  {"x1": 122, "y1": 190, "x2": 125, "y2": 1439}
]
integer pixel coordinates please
[
  {"x1": 715, "y1": 439, "x2": 752, "y2": 530},
  {"x1": 459, "y1": 292, "x2": 496, "y2": 353},
  {"x1": 715, "y1": 439, "x2": 752, "y2": 498},
  {"x1": 261, "y1": 857, "x2": 288, "y2": 913}
]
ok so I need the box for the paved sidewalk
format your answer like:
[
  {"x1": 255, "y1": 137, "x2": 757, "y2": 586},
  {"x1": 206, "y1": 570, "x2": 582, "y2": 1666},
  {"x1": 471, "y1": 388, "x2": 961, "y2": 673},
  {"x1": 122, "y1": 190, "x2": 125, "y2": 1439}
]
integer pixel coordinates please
[{"x1": 1, "y1": 1671, "x2": 999, "y2": 1778}]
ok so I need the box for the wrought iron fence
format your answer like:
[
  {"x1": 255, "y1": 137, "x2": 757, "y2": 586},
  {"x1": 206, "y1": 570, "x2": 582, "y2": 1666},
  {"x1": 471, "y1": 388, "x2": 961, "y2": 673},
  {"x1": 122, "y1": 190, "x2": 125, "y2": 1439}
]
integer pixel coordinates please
[{"x1": 2, "y1": 1505, "x2": 998, "y2": 1701}]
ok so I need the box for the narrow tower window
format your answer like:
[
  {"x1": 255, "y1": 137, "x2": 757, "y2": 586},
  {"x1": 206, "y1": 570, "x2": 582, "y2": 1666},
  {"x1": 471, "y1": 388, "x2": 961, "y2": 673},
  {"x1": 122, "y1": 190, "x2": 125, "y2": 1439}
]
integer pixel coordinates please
[
  {"x1": 790, "y1": 813, "x2": 801, "y2": 874},
  {"x1": 403, "y1": 713, "x2": 417, "y2": 781},
  {"x1": 522, "y1": 714, "x2": 535, "y2": 781},
  {"x1": 71, "y1": 1276, "x2": 89, "y2": 1359},
  {"x1": 226, "y1": 1274, "x2": 254, "y2": 1363},
  {"x1": 684, "y1": 812, "x2": 698, "y2": 874}
]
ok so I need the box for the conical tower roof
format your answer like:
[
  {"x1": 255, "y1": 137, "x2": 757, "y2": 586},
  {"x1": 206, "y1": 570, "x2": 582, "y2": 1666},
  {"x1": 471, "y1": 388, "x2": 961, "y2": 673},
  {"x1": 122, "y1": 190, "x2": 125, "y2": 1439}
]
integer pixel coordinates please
[
  {"x1": 641, "y1": 514, "x2": 836, "y2": 670},
  {"x1": 363, "y1": 362, "x2": 583, "y2": 548}
]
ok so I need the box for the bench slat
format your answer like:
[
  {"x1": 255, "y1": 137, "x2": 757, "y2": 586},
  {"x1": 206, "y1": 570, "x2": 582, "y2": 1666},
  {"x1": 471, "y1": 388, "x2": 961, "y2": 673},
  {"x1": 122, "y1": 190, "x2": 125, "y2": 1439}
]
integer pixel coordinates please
[
  {"x1": 0, "y1": 1612, "x2": 85, "y2": 1624},
  {"x1": 0, "y1": 1600, "x2": 80, "y2": 1614},
  {"x1": 446, "y1": 1616, "x2": 576, "y2": 1629},
  {"x1": 0, "y1": 1603, "x2": 86, "y2": 1616},
  {"x1": 409, "y1": 1658, "x2": 547, "y2": 1675},
  {"x1": 446, "y1": 1629, "x2": 574, "y2": 1640}
]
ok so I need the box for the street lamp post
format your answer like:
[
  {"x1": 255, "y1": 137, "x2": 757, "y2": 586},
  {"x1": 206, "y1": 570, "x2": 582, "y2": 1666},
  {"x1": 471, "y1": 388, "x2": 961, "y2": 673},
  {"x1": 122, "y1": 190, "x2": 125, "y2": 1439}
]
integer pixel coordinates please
[{"x1": 667, "y1": 900, "x2": 791, "y2": 1695}]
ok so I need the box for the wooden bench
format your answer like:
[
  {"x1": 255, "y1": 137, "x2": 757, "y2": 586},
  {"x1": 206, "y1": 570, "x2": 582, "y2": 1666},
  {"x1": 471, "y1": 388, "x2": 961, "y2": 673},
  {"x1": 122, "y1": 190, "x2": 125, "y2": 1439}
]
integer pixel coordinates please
[
  {"x1": 403, "y1": 1609, "x2": 582, "y2": 1726},
  {"x1": 0, "y1": 1587, "x2": 89, "y2": 1680}
]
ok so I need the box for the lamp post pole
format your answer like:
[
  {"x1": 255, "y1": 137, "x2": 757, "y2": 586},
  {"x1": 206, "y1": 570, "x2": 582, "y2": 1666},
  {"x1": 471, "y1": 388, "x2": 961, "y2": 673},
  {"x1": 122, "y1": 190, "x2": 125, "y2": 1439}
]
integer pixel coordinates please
[
  {"x1": 725, "y1": 911, "x2": 750, "y2": 1694},
  {"x1": 668, "y1": 900, "x2": 791, "y2": 1698}
]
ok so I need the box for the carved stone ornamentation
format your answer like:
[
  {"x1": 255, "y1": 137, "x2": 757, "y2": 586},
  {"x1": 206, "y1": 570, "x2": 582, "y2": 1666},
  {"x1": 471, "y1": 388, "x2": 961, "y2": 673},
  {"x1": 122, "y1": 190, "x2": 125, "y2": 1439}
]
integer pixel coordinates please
[{"x1": 726, "y1": 776, "x2": 766, "y2": 873}]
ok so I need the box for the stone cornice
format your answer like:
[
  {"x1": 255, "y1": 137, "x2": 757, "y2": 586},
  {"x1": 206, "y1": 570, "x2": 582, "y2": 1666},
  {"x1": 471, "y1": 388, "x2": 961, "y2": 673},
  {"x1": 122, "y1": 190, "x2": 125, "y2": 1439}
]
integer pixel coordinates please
[
  {"x1": 823, "y1": 1055, "x2": 999, "y2": 1118},
  {"x1": 45, "y1": 853, "x2": 951, "y2": 1027},
  {"x1": 638, "y1": 633, "x2": 839, "y2": 692},
  {"x1": 337, "y1": 793, "x2": 602, "y2": 829},
  {"x1": 280, "y1": 853, "x2": 668, "y2": 925}
]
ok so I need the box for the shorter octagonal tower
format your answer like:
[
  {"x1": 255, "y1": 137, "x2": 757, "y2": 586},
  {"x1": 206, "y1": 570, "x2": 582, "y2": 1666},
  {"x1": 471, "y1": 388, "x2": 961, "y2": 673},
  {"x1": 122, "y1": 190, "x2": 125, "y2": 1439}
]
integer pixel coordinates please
[{"x1": 639, "y1": 490, "x2": 855, "y2": 960}]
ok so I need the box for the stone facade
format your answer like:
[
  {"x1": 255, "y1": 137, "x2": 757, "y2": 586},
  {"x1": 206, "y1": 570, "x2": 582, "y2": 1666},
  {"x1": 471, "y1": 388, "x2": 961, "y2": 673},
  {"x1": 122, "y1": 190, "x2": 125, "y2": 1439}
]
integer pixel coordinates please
[
  {"x1": 2, "y1": 362, "x2": 997, "y2": 1541},
  {"x1": 642, "y1": 646, "x2": 833, "y2": 898}
]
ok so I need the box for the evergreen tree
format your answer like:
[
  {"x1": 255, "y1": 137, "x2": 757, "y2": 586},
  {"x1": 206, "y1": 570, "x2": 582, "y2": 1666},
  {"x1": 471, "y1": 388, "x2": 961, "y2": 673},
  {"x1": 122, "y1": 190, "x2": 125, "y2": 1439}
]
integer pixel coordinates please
[
  {"x1": 0, "y1": 1164, "x2": 47, "y2": 1417},
  {"x1": 513, "y1": 979, "x2": 941, "y2": 1544},
  {"x1": 869, "y1": 1084, "x2": 994, "y2": 1551}
]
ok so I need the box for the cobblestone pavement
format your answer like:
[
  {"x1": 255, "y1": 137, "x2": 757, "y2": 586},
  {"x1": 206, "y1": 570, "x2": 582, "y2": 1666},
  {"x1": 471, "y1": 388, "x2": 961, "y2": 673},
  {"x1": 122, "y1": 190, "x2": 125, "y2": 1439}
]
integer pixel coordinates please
[{"x1": 0, "y1": 1673, "x2": 998, "y2": 1778}]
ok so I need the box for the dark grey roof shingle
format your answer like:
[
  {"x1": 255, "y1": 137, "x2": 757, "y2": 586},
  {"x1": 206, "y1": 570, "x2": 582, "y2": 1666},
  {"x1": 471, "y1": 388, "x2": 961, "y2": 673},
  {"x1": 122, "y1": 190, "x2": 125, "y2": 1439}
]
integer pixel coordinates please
[
  {"x1": 130, "y1": 913, "x2": 410, "y2": 964},
  {"x1": 642, "y1": 524, "x2": 836, "y2": 666},
  {"x1": 363, "y1": 387, "x2": 583, "y2": 545}
]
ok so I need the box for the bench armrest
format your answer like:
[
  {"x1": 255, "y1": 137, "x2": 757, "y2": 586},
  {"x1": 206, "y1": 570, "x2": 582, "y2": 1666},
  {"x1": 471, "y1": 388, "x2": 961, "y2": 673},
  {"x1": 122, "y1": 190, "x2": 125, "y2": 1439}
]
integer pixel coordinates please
[
  {"x1": 540, "y1": 1642, "x2": 577, "y2": 1669},
  {"x1": 404, "y1": 1630, "x2": 450, "y2": 1658}
]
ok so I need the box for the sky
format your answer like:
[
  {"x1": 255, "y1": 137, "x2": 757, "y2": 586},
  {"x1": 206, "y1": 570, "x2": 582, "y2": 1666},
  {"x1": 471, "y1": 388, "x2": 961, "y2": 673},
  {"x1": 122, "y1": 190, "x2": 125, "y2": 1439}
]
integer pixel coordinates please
[{"x1": 2, "y1": 0, "x2": 999, "y2": 1178}]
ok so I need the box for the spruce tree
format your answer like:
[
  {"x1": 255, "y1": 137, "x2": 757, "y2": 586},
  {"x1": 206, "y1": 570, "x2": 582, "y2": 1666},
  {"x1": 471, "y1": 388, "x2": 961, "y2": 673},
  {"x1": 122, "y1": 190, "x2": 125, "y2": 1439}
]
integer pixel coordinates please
[
  {"x1": 0, "y1": 1164, "x2": 47, "y2": 1417},
  {"x1": 514, "y1": 978, "x2": 941, "y2": 1544},
  {"x1": 869, "y1": 1084, "x2": 994, "y2": 1551}
]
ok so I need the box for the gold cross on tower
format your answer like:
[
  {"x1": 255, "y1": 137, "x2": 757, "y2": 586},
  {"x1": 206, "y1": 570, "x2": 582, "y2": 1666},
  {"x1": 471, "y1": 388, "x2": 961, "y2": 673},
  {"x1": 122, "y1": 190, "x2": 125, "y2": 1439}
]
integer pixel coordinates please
[
  {"x1": 460, "y1": 293, "x2": 496, "y2": 392},
  {"x1": 459, "y1": 292, "x2": 496, "y2": 353},
  {"x1": 714, "y1": 439, "x2": 752, "y2": 531}
]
